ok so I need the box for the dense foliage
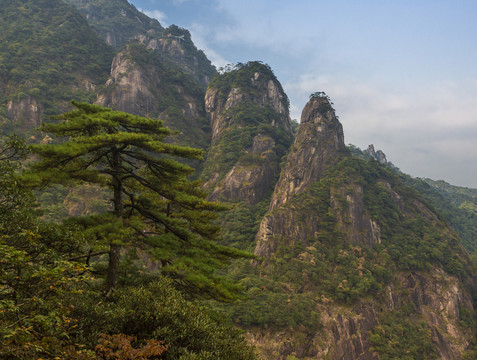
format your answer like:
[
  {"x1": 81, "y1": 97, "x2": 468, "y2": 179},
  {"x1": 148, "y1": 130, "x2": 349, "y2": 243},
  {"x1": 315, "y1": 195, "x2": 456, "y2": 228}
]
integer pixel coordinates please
[
  {"x1": 212, "y1": 154, "x2": 475, "y2": 359},
  {"x1": 28, "y1": 102, "x2": 251, "y2": 300},
  {"x1": 370, "y1": 312, "x2": 436, "y2": 360},
  {"x1": 0, "y1": 0, "x2": 112, "y2": 132},
  {"x1": 349, "y1": 144, "x2": 477, "y2": 262},
  {"x1": 0, "y1": 137, "x2": 89, "y2": 358},
  {"x1": 0, "y1": 129, "x2": 257, "y2": 359},
  {"x1": 400, "y1": 176, "x2": 477, "y2": 262},
  {"x1": 64, "y1": 0, "x2": 164, "y2": 46}
]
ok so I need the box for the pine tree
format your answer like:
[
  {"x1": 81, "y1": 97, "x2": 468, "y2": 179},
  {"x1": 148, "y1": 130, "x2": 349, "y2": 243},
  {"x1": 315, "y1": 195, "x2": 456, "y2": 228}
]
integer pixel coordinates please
[{"x1": 29, "y1": 101, "x2": 250, "y2": 299}]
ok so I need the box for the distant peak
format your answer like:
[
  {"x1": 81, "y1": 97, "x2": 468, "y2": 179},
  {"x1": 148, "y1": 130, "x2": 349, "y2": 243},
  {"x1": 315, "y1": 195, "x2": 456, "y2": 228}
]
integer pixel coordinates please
[{"x1": 301, "y1": 92, "x2": 336, "y2": 124}]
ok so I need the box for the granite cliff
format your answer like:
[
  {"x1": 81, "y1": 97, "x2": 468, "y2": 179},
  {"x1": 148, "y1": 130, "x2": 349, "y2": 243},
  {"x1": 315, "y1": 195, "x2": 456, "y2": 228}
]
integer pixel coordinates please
[
  {"x1": 201, "y1": 62, "x2": 293, "y2": 204},
  {"x1": 1, "y1": 2, "x2": 476, "y2": 359},
  {"x1": 64, "y1": 0, "x2": 216, "y2": 87},
  {"x1": 96, "y1": 42, "x2": 209, "y2": 149},
  {"x1": 242, "y1": 95, "x2": 476, "y2": 359}
]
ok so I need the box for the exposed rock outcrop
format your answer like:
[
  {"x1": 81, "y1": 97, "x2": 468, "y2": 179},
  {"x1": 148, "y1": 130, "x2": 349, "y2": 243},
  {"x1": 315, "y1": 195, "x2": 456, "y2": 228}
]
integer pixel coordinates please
[
  {"x1": 267, "y1": 96, "x2": 345, "y2": 211},
  {"x1": 208, "y1": 134, "x2": 279, "y2": 204},
  {"x1": 202, "y1": 62, "x2": 293, "y2": 204},
  {"x1": 255, "y1": 96, "x2": 380, "y2": 259},
  {"x1": 6, "y1": 96, "x2": 42, "y2": 131},
  {"x1": 250, "y1": 95, "x2": 475, "y2": 359},
  {"x1": 96, "y1": 43, "x2": 209, "y2": 149},
  {"x1": 64, "y1": 0, "x2": 215, "y2": 87},
  {"x1": 96, "y1": 49, "x2": 154, "y2": 115}
]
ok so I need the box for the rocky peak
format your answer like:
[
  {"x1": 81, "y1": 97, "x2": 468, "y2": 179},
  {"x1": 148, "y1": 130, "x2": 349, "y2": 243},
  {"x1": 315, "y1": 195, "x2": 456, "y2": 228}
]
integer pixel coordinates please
[
  {"x1": 201, "y1": 62, "x2": 293, "y2": 204},
  {"x1": 205, "y1": 62, "x2": 291, "y2": 142},
  {"x1": 364, "y1": 144, "x2": 388, "y2": 164},
  {"x1": 64, "y1": 0, "x2": 215, "y2": 87},
  {"x1": 268, "y1": 95, "x2": 345, "y2": 210},
  {"x1": 251, "y1": 95, "x2": 475, "y2": 359}
]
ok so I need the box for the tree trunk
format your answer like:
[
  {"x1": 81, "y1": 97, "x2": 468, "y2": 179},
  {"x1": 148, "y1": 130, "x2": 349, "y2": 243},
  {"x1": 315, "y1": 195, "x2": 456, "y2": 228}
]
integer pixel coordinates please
[
  {"x1": 105, "y1": 243, "x2": 121, "y2": 295},
  {"x1": 105, "y1": 149, "x2": 123, "y2": 296}
]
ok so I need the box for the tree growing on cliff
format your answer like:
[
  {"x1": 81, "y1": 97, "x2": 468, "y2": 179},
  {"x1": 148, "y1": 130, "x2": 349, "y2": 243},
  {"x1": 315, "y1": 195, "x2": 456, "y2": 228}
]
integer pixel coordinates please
[{"x1": 29, "y1": 101, "x2": 250, "y2": 299}]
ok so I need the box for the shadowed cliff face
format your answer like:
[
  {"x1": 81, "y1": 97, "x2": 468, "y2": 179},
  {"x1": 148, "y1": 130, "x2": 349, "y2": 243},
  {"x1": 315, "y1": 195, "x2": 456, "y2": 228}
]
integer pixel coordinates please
[{"x1": 202, "y1": 63, "x2": 293, "y2": 204}]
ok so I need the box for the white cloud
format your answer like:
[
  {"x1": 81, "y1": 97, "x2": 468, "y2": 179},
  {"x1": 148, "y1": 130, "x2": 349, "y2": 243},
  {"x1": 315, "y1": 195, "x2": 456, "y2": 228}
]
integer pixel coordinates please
[
  {"x1": 189, "y1": 23, "x2": 230, "y2": 68},
  {"x1": 284, "y1": 73, "x2": 477, "y2": 187},
  {"x1": 139, "y1": 8, "x2": 168, "y2": 26},
  {"x1": 208, "y1": 1, "x2": 323, "y2": 57}
]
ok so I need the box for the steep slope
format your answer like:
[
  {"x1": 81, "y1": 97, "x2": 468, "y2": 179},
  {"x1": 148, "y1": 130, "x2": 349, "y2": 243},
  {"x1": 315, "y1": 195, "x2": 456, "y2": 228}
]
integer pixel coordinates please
[
  {"x1": 351, "y1": 144, "x2": 477, "y2": 262},
  {"x1": 95, "y1": 42, "x2": 210, "y2": 149},
  {"x1": 64, "y1": 0, "x2": 216, "y2": 87},
  {"x1": 201, "y1": 62, "x2": 293, "y2": 205},
  {"x1": 422, "y1": 178, "x2": 477, "y2": 214},
  {"x1": 0, "y1": 0, "x2": 113, "y2": 133},
  {"x1": 225, "y1": 95, "x2": 476, "y2": 360}
]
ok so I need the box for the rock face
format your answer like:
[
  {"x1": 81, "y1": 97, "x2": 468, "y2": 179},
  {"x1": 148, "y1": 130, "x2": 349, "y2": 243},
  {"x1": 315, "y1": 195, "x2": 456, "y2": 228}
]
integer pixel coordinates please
[
  {"x1": 208, "y1": 134, "x2": 279, "y2": 204},
  {"x1": 64, "y1": 0, "x2": 215, "y2": 87},
  {"x1": 96, "y1": 43, "x2": 209, "y2": 149},
  {"x1": 255, "y1": 96, "x2": 380, "y2": 259},
  {"x1": 202, "y1": 62, "x2": 293, "y2": 204},
  {"x1": 267, "y1": 96, "x2": 345, "y2": 211},
  {"x1": 96, "y1": 49, "x2": 153, "y2": 115},
  {"x1": 364, "y1": 144, "x2": 387, "y2": 164},
  {"x1": 248, "y1": 270, "x2": 472, "y2": 360},
  {"x1": 5, "y1": 96, "x2": 42, "y2": 131},
  {"x1": 249, "y1": 96, "x2": 475, "y2": 359}
]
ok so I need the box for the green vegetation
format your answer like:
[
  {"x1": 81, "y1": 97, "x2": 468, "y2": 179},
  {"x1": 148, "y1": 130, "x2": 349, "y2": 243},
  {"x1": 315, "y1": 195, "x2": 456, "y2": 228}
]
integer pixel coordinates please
[
  {"x1": 349, "y1": 144, "x2": 477, "y2": 262},
  {"x1": 64, "y1": 0, "x2": 216, "y2": 86},
  {"x1": 202, "y1": 62, "x2": 293, "y2": 186},
  {"x1": 0, "y1": 0, "x2": 113, "y2": 132},
  {"x1": 212, "y1": 153, "x2": 474, "y2": 356},
  {"x1": 331, "y1": 157, "x2": 470, "y2": 278},
  {"x1": 28, "y1": 102, "x2": 250, "y2": 300},
  {"x1": 210, "y1": 61, "x2": 289, "y2": 108},
  {"x1": 64, "y1": 0, "x2": 164, "y2": 46},
  {"x1": 401, "y1": 176, "x2": 477, "y2": 262},
  {"x1": 370, "y1": 312, "x2": 436, "y2": 360},
  {"x1": 0, "y1": 115, "x2": 257, "y2": 358},
  {"x1": 202, "y1": 118, "x2": 292, "y2": 183}
]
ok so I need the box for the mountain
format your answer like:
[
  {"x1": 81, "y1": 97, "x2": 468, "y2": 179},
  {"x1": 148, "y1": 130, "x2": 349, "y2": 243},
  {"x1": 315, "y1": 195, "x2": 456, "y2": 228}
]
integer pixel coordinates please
[
  {"x1": 0, "y1": 0, "x2": 113, "y2": 133},
  {"x1": 201, "y1": 62, "x2": 293, "y2": 204},
  {"x1": 1, "y1": 1, "x2": 476, "y2": 359},
  {"x1": 352, "y1": 144, "x2": 477, "y2": 263},
  {"x1": 63, "y1": 0, "x2": 216, "y2": 87},
  {"x1": 241, "y1": 95, "x2": 476, "y2": 359},
  {"x1": 95, "y1": 41, "x2": 210, "y2": 149}
]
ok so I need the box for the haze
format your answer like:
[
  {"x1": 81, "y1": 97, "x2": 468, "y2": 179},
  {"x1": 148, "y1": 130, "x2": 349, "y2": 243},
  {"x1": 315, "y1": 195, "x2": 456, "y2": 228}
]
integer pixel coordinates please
[{"x1": 130, "y1": 0, "x2": 477, "y2": 188}]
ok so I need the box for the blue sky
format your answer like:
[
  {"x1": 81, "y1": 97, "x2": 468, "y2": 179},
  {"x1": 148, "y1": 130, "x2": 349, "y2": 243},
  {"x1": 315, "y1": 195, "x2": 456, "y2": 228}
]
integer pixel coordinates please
[{"x1": 129, "y1": 0, "x2": 477, "y2": 188}]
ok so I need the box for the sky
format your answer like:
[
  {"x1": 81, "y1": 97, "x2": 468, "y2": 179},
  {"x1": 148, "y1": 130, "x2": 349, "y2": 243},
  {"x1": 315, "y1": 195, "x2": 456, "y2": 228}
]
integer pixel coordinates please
[{"x1": 129, "y1": 0, "x2": 477, "y2": 188}]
